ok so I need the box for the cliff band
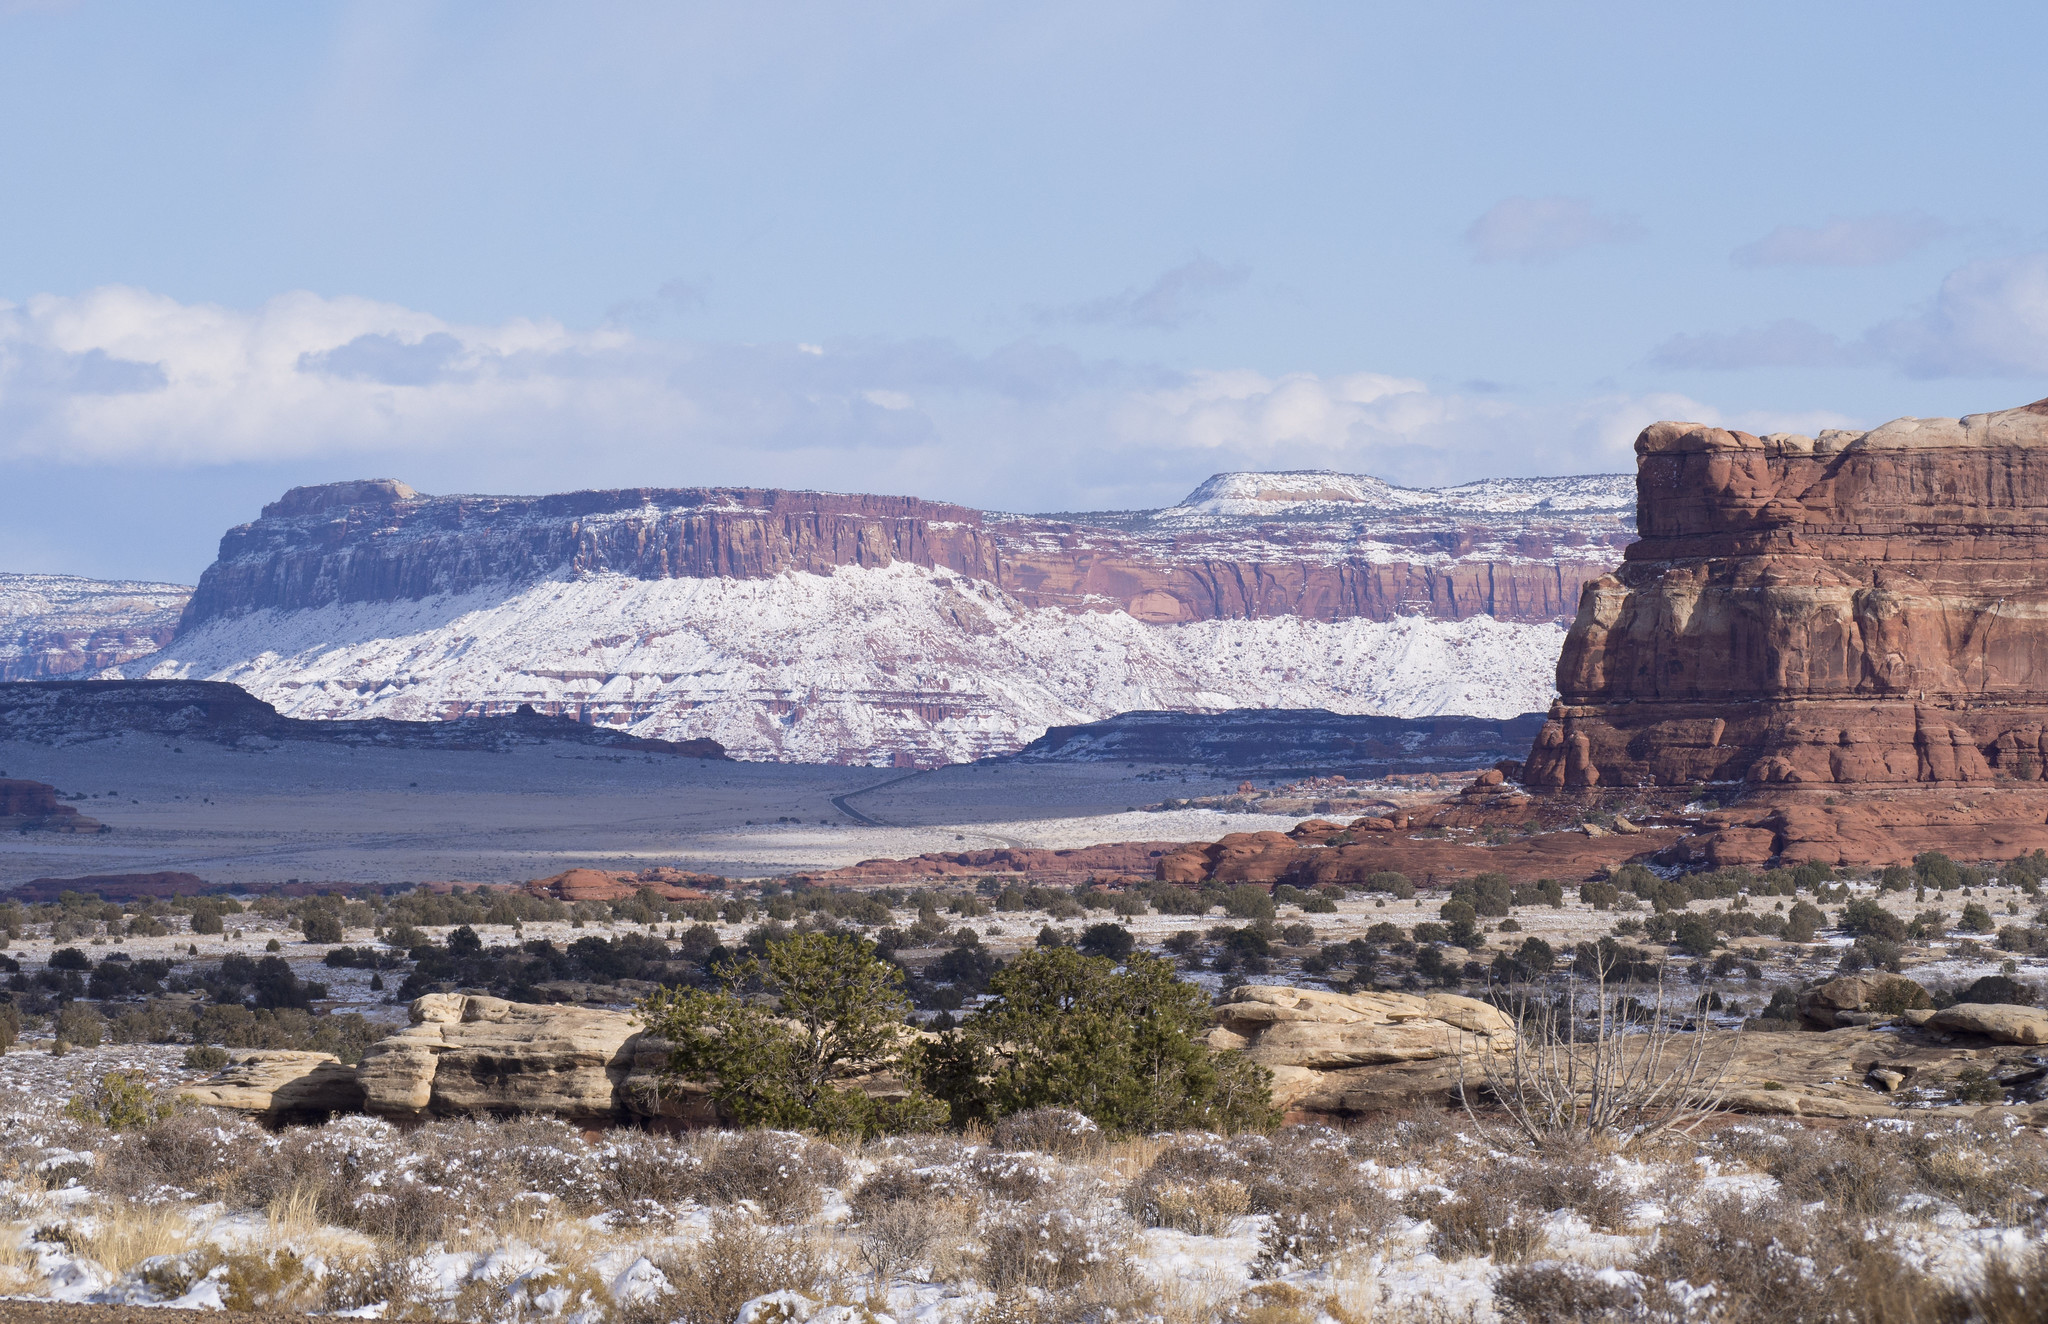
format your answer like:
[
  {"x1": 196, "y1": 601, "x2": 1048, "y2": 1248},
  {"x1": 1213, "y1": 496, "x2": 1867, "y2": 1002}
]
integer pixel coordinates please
[
  {"x1": 111, "y1": 471, "x2": 1628, "y2": 764},
  {"x1": 1523, "y1": 399, "x2": 2048, "y2": 790}
]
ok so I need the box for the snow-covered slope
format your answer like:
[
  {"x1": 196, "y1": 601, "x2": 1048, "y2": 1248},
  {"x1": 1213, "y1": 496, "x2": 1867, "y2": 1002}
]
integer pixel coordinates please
[
  {"x1": 122, "y1": 563, "x2": 1565, "y2": 765},
  {"x1": 1159, "y1": 470, "x2": 1635, "y2": 523},
  {"x1": 0, "y1": 573, "x2": 192, "y2": 681}
]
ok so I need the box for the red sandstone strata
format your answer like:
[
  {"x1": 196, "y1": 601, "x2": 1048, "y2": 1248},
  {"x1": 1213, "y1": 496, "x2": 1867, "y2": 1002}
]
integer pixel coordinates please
[
  {"x1": 1508, "y1": 399, "x2": 2048, "y2": 868},
  {"x1": 1524, "y1": 400, "x2": 2048, "y2": 792},
  {"x1": 0, "y1": 778, "x2": 102, "y2": 833}
]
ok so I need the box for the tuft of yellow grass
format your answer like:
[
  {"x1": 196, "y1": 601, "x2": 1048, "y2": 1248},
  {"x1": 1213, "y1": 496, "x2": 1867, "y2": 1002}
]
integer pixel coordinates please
[{"x1": 81, "y1": 1200, "x2": 196, "y2": 1276}]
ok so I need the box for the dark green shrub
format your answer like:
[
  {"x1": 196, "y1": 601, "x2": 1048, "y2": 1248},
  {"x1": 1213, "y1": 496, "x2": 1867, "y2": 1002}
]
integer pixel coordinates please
[
  {"x1": 1366, "y1": 871, "x2": 1414, "y2": 900},
  {"x1": 1784, "y1": 900, "x2": 1825, "y2": 943},
  {"x1": 924, "y1": 948, "x2": 1275, "y2": 1134},
  {"x1": 55, "y1": 1002, "x2": 103, "y2": 1048},
  {"x1": 183, "y1": 1044, "x2": 230, "y2": 1071},
  {"x1": 1672, "y1": 913, "x2": 1719, "y2": 957},
  {"x1": 640, "y1": 932, "x2": 940, "y2": 1137},
  {"x1": 1580, "y1": 881, "x2": 1620, "y2": 910},
  {"x1": 1223, "y1": 885, "x2": 1275, "y2": 923},
  {"x1": 1958, "y1": 975, "x2": 2035, "y2": 1006},
  {"x1": 1450, "y1": 872, "x2": 1514, "y2": 917},
  {"x1": 300, "y1": 911, "x2": 343, "y2": 944},
  {"x1": 1839, "y1": 898, "x2": 1906, "y2": 942},
  {"x1": 1076, "y1": 923, "x2": 1135, "y2": 961},
  {"x1": 1915, "y1": 851, "x2": 1960, "y2": 889}
]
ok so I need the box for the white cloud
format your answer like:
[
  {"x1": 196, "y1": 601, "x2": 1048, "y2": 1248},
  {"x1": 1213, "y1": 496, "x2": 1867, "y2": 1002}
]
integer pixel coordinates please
[
  {"x1": 1651, "y1": 249, "x2": 2048, "y2": 381},
  {"x1": 0, "y1": 284, "x2": 1736, "y2": 514},
  {"x1": 1034, "y1": 255, "x2": 1247, "y2": 330},
  {"x1": 1464, "y1": 196, "x2": 1644, "y2": 264},
  {"x1": 1648, "y1": 318, "x2": 1861, "y2": 371},
  {"x1": 1866, "y1": 251, "x2": 2048, "y2": 378},
  {"x1": 1732, "y1": 212, "x2": 1946, "y2": 268}
]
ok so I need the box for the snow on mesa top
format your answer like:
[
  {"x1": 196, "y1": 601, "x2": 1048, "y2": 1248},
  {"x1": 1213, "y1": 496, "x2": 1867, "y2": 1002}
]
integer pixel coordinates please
[
  {"x1": 1162, "y1": 470, "x2": 1635, "y2": 521},
  {"x1": 106, "y1": 469, "x2": 1632, "y2": 764}
]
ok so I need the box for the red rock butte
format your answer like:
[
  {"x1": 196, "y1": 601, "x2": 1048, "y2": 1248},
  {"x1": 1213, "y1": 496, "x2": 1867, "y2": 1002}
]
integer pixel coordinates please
[{"x1": 1523, "y1": 399, "x2": 2048, "y2": 792}]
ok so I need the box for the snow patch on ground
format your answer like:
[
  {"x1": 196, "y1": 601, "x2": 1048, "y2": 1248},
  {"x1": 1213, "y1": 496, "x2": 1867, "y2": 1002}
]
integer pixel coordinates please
[{"x1": 122, "y1": 563, "x2": 1565, "y2": 764}]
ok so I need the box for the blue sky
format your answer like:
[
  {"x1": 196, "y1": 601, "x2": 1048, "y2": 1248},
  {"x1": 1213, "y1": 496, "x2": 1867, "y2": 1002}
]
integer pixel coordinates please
[{"x1": 4, "y1": 2, "x2": 2047, "y2": 581}]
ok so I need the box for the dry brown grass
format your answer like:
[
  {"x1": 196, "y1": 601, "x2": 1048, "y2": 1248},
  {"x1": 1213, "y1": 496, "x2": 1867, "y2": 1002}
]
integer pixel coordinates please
[{"x1": 76, "y1": 1199, "x2": 195, "y2": 1277}]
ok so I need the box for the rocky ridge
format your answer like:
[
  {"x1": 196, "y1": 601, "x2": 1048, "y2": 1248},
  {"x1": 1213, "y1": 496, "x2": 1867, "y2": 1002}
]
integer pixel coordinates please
[
  {"x1": 0, "y1": 574, "x2": 188, "y2": 681},
  {"x1": 0, "y1": 679, "x2": 727, "y2": 759},
  {"x1": 176, "y1": 471, "x2": 1631, "y2": 633}
]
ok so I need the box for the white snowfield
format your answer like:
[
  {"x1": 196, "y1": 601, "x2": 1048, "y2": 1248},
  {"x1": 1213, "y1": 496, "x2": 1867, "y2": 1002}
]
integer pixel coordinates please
[
  {"x1": 120, "y1": 562, "x2": 1565, "y2": 765},
  {"x1": 1161, "y1": 469, "x2": 1634, "y2": 522}
]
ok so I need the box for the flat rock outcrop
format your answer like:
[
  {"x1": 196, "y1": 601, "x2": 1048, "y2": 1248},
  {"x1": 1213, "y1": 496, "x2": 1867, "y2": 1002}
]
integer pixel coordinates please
[
  {"x1": 1209, "y1": 984, "x2": 1516, "y2": 1115},
  {"x1": 1524, "y1": 401, "x2": 2048, "y2": 794},
  {"x1": 1013, "y1": 709, "x2": 1548, "y2": 777},
  {"x1": 177, "y1": 1050, "x2": 364, "y2": 1117},
  {"x1": 355, "y1": 993, "x2": 651, "y2": 1123},
  {"x1": 1795, "y1": 973, "x2": 1931, "y2": 1029},
  {"x1": 1926, "y1": 1002, "x2": 2048, "y2": 1045},
  {"x1": 794, "y1": 842, "x2": 1184, "y2": 887},
  {"x1": 180, "y1": 477, "x2": 1628, "y2": 633}
]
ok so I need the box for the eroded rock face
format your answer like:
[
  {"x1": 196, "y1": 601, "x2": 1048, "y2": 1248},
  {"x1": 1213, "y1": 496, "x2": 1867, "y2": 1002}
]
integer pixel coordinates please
[
  {"x1": 176, "y1": 1051, "x2": 365, "y2": 1117},
  {"x1": 1209, "y1": 984, "x2": 1515, "y2": 1115},
  {"x1": 356, "y1": 993, "x2": 648, "y2": 1123},
  {"x1": 1926, "y1": 1002, "x2": 2048, "y2": 1045},
  {"x1": 1523, "y1": 401, "x2": 2048, "y2": 791}
]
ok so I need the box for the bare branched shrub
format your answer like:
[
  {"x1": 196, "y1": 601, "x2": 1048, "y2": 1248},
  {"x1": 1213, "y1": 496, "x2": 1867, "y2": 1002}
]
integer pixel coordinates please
[
  {"x1": 593, "y1": 1129, "x2": 706, "y2": 1224},
  {"x1": 858, "y1": 1199, "x2": 940, "y2": 1289},
  {"x1": 1407, "y1": 1178, "x2": 1544, "y2": 1265},
  {"x1": 1480, "y1": 1144, "x2": 1631, "y2": 1231},
  {"x1": 1750, "y1": 1126, "x2": 1909, "y2": 1219},
  {"x1": 969, "y1": 1148, "x2": 1061, "y2": 1202},
  {"x1": 992, "y1": 1107, "x2": 1103, "y2": 1157},
  {"x1": 1959, "y1": 1248, "x2": 2048, "y2": 1324},
  {"x1": 321, "y1": 1251, "x2": 429, "y2": 1316},
  {"x1": 97, "y1": 1109, "x2": 270, "y2": 1203},
  {"x1": 1628, "y1": 1194, "x2": 1946, "y2": 1323},
  {"x1": 1124, "y1": 1136, "x2": 1253, "y2": 1230},
  {"x1": 1492, "y1": 1263, "x2": 1642, "y2": 1322},
  {"x1": 669, "y1": 1209, "x2": 820, "y2": 1324},
  {"x1": 1896, "y1": 1119, "x2": 2048, "y2": 1225},
  {"x1": 979, "y1": 1198, "x2": 1133, "y2": 1293},
  {"x1": 1463, "y1": 963, "x2": 1734, "y2": 1147},
  {"x1": 695, "y1": 1129, "x2": 845, "y2": 1221},
  {"x1": 1147, "y1": 1175, "x2": 1250, "y2": 1236},
  {"x1": 1249, "y1": 1129, "x2": 1397, "y2": 1276}
]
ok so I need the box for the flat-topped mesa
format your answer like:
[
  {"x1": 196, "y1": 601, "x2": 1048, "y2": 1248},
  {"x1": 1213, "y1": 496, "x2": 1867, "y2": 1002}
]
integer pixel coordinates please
[
  {"x1": 1523, "y1": 398, "x2": 2048, "y2": 790},
  {"x1": 182, "y1": 481, "x2": 998, "y2": 627},
  {"x1": 175, "y1": 474, "x2": 1631, "y2": 638}
]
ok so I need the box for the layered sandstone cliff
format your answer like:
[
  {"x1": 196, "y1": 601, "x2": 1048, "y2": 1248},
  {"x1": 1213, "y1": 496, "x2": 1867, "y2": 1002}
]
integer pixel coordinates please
[
  {"x1": 176, "y1": 473, "x2": 1627, "y2": 633},
  {"x1": 1523, "y1": 399, "x2": 2048, "y2": 791},
  {"x1": 119, "y1": 470, "x2": 1625, "y2": 763},
  {"x1": 0, "y1": 574, "x2": 188, "y2": 681}
]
